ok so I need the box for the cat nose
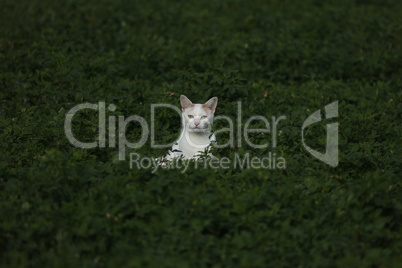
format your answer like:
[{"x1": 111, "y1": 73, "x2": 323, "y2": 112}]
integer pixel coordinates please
[{"x1": 194, "y1": 121, "x2": 200, "y2": 127}]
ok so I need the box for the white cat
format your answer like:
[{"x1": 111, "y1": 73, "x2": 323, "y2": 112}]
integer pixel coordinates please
[{"x1": 161, "y1": 95, "x2": 218, "y2": 161}]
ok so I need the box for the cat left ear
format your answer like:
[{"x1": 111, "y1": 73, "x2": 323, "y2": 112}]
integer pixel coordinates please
[
  {"x1": 203, "y1": 97, "x2": 218, "y2": 113},
  {"x1": 180, "y1": 95, "x2": 194, "y2": 111}
]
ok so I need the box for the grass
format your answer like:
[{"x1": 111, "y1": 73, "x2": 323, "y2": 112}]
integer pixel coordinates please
[{"x1": 0, "y1": 0, "x2": 401, "y2": 267}]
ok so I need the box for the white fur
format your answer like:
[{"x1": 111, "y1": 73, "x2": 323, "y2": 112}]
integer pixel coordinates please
[{"x1": 161, "y1": 95, "x2": 218, "y2": 161}]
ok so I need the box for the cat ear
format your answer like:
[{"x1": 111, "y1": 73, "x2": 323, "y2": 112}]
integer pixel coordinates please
[
  {"x1": 203, "y1": 97, "x2": 218, "y2": 113},
  {"x1": 180, "y1": 95, "x2": 193, "y2": 111}
]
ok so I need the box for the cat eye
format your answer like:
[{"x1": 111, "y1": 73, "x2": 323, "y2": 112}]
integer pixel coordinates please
[
  {"x1": 188, "y1": 115, "x2": 194, "y2": 119},
  {"x1": 201, "y1": 116, "x2": 207, "y2": 119}
]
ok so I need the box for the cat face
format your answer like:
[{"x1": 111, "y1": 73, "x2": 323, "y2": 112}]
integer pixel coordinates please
[{"x1": 180, "y1": 95, "x2": 218, "y2": 132}]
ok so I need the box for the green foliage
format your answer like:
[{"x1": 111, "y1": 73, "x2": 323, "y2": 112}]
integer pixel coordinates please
[{"x1": 0, "y1": 0, "x2": 401, "y2": 267}]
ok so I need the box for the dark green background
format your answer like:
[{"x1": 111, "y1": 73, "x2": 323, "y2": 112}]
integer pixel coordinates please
[{"x1": 0, "y1": 0, "x2": 401, "y2": 267}]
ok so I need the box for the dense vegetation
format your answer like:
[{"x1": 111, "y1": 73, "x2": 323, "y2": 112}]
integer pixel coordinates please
[{"x1": 1, "y1": 0, "x2": 401, "y2": 267}]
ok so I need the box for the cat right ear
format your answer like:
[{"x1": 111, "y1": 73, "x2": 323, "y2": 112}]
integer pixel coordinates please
[
  {"x1": 180, "y1": 95, "x2": 193, "y2": 111},
  {"x1": 204, "y1": 97, "x2": 218, "y2": 113}
]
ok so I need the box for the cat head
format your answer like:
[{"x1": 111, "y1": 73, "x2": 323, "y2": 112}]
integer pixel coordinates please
[{"x1": 180, "y1": 95, "x2": 218, "y2": 132}]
